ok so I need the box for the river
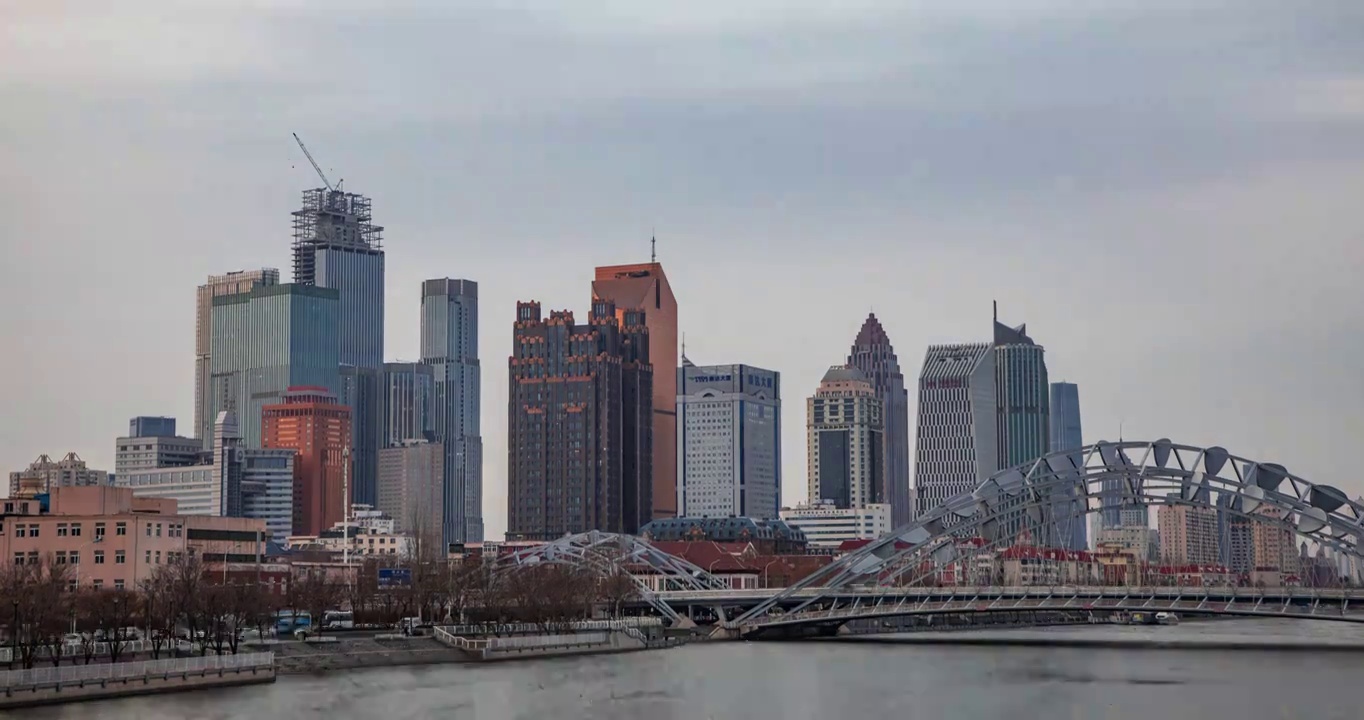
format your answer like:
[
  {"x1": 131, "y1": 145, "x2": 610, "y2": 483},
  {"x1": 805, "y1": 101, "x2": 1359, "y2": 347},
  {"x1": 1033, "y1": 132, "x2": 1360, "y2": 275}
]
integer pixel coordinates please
[{"x1": 15, "y1": 619, "x2": 1364, "y2": 719}]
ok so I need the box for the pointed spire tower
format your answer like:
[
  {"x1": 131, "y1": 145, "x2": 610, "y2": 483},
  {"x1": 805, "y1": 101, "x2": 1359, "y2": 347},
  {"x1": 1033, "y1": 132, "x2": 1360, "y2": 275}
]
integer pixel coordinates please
[{"x1": 847, "y1": 313, "x2": 912, "y2": 527}]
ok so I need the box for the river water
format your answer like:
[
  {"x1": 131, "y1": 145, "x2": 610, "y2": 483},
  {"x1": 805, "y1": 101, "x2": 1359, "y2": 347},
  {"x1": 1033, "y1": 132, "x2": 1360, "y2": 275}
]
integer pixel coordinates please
[{"x1": 16, "y1": 619, "x2": 1364, "y2": 720}]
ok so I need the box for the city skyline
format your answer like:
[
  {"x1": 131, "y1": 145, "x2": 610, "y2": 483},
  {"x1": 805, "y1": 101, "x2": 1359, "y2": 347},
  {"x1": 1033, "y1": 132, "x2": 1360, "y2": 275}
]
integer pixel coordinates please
[{"x1": 5, "y1": 3, "x2": 1362, "y2": 541}]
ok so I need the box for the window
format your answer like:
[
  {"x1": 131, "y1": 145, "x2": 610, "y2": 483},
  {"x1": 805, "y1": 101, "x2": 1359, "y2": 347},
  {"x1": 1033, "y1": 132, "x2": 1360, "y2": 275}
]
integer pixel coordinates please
[
  {"x1": 145, "y1": 550, "x2": 151, "y2": 564},
  {"x1": 95, "y1": 523, "x2": 106, "y2": 538},
  {"x1": 12, "y1": 553, "x2": 22, "y2": 565},
  {"x1": 94, "y1": 550, "x2": 105, "y2": 565},
  {"x1": 25, "y1": 552, "x2": 37, "y2": 563},
  {"x1": 55, "y1": 551, "x2": 67, "y2": 564},
  {"x1": 57, "y1": 523, "x2": 68, "y2": 537},
  {"x1": 67, "y1": 580, "x2": 77, "y2": 592},
  {"x1": 114, "y1": 579, "x2": 125, "y2": 590},
  {"x1": 14, "y1": 525, "x2": 24, "y2": 538},
  {"x1": 155, "y1": 523, "x2": 162, "y2": 538},
  {"x1": 115, "y1": 550, "x2": 126, "y2": 564},
  {"x1": 116, "y1": 522, "x2": 127, "y2": 536},
  {"x1": 93, "y1": 579, "x2": 103, "y2": 590},
  {"x1": 71, "y1": 523, "x2": 81, "y2": 537},
  {"x1": 70, "y1": 552, "x2": 79, "y2": 566},
  {"x1": 145, "y1": 524, "x2": 152, "y2": 537},
  {"x1": 3, "y1": 502, "x2": 11, "y2": 513},
  {"x1": 28, "y1": 524, "x2": 37, "y2": 538},
  {"x1": 154, "y1": 551, "x2": 161, "y2": 564}
]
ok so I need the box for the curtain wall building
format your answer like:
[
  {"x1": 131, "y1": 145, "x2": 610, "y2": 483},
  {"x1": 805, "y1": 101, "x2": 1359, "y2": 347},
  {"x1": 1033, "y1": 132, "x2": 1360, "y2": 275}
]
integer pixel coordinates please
[
  {"x1": 194, "y1": 269, "x2": 279, "y2": 445},
  {"x1": 207, "y1": 283, "x2": 341, "y2": 449},
  {"x1": 846, "y1": 313, "x2": 911, "y2": 527},
  {"x1": 1050, "y1": 381, "x2": 1093, "y2": 548},
  {"x1": 420, "y1": 278, "x2": 483, "y2": 545},
  {"x1": 292, "y1": 188, "x2": 384, "y2": 508},
  {"x1": 381, "y1": 362, "x2": 436, "y2": 446},
  {"x1": 592, "y1": 261, "x2": 678, "y2": 521},
  {"x1": 913, "y1": 343, "x2": 996, "y2": 518},
  {"x1": 506, "y1": 300, "x2": 653, "y2": 540},
  {"x1": 807, "y1": 366, "x2": 884, "y2": 511},
  {"x1": 675, "y1": 358, "x2": 781, "y2": 520}
]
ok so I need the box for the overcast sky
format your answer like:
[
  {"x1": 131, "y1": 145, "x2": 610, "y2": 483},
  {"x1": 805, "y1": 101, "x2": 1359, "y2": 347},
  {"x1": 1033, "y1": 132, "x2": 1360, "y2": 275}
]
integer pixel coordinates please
[{"x1": 3, "y1": 1, "x2": 1362, "y2": 539}]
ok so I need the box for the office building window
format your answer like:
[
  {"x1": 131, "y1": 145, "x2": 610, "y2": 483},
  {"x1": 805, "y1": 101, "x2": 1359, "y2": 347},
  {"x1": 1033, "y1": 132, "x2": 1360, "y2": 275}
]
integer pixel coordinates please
[
  {"x1": 116, "y1": 522, "x2": 127, "y2": 536},
  {"x1": 94, "y1": 550, "x2": 105, "y2": 565},
  {"x1": 115, "y1": 550, "x2": 126, "y2": 564}
]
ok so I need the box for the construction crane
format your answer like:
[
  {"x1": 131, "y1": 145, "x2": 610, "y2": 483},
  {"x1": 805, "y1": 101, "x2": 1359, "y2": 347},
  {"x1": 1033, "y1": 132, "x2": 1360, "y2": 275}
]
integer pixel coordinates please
[{"x1": 292, "y1": 132, "x2": 343, "y2": 192}]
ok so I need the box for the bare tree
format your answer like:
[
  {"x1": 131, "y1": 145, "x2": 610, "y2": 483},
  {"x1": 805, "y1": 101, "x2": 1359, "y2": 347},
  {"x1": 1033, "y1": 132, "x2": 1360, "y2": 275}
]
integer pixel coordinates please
[
  {"x1": 294, "y1": 568, "x2": 342, "y2": 637},
  {"x1": 597, "y1": 565, "x2": 639, "y2": 620}
]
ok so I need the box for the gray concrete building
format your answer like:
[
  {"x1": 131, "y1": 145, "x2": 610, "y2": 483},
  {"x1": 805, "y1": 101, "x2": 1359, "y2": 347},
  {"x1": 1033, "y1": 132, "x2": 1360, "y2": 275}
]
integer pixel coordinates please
[
  {"x1": 207, "y1": 283, "x2": 340, "y2": 449},
  {"x1": 676, "y1": 358, "x2": 781, "y2": 520},
  {"x1": 194, "y1": 269, "x2": 280, "y2": 445},
  {"x1": 8, "y1": 453, "x2": 109, "y2": 496},
  {"x1": 420, "y1": 278, "x2": 482, "y2": 545},
  {"x1": 115, "y1": 435, "x2": 203, "y2": 476},
  {"x1": 376, "y1": 439, "x2": 444, "y2": 542}
]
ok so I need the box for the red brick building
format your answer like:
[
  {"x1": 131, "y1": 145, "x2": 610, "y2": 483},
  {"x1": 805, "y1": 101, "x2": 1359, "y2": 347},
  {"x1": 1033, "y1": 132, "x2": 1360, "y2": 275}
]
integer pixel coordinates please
[{"x1": 262, "y1": 386, "x2": 351, "y2": 536}]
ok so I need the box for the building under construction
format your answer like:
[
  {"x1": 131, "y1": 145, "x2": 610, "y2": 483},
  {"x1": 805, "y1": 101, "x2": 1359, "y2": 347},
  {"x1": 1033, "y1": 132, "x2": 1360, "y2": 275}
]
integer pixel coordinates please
[{"x1": 291, "y1": 188, "x2": 384, "y2": 285}]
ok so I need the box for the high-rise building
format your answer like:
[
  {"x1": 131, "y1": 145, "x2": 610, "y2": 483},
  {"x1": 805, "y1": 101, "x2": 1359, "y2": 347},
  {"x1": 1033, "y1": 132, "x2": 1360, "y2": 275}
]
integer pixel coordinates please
[
  {"x1": 292, "y1": 187, "x2": 384, "y2": 508},
  {"x1": 261, "y1": 386, "x2": 352, "y2": 537},
  {"x1": 506, "y1": 300, "x2": 652, "y2": 540},
  {"x1": 115, "y1": 434, "x2": 202, "y2": 476},
  {"x1": 8, "y1": 453, "x2": 109, "y2": 496},
  {"x1": 1251, "y1": 505, "x2": 1299, "y2": 575},
  {"x1": 420, "y1": 278, "x2": 483, "y2": 545},
  {"x1": 381, "y1": 362, "x2": 436, "y2": 446},
  {"x1": 1048, "y1": 381, "x2": 1088, "y2": 549},
  {"x1": 376, "y1": 439, "x2": 444, "y2": 543},
  {"x1": 592, "y1": 260, "x2": 678, "y2": 521},
  {"x1": 806, "y1": 366, "x2": 884, "y2": 510},
  {"x1": 675, "y1": 358, "x2": 781, "y2": 519},
  {"x1": 846, "y1": 313, "x2": 911, "y2": 528},
  {"x1": 1157, "y1": 503, "x2": 1219, "y2": 566},
  {"x1": 913, "y1": 343, "x2": 996, "y2": 518},
  {"x1": 1217, "y1": 492, "x2": 1255, "y2": 573},
  {"x1": 208, "y1": 284, "x2": 341, "y2": 449},
  {"x1": 194, "y1": 269, "x2": 280, "y2": 445},
  {"x1": 129, "y1": 416, "x2": 177, "y2": 439},
  {"x1": 992, "y1": 311, "x2": 1064, "y2": 546}
]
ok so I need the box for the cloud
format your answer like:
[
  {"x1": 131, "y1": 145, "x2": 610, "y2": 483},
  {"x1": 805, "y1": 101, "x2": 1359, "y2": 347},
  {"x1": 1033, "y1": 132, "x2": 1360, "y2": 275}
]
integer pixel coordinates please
[{"x1": 1, "y1": 0, "x2": 1362, "y2": 538}]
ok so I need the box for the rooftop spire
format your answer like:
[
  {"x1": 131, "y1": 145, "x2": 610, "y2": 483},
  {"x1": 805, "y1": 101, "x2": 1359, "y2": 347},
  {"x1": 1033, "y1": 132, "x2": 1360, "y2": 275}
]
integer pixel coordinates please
[{"x1": 650, "y1": 230, "x2": 657, "y2": 264}]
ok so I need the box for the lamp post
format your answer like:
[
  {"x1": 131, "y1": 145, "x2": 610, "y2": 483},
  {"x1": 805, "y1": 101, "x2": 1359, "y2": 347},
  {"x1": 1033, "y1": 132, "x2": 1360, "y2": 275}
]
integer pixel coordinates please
[
  {"x1": 71, "y1": 535, "x2": 104, "y2": 635},
  {"x1": 10, "y1": 599, "x2": 17, "y2": 670}
]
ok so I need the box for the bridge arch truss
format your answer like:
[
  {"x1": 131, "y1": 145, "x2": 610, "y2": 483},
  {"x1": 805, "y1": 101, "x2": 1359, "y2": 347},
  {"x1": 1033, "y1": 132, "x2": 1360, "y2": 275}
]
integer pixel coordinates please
[
  {"x1": 734, "y1": 439, "x2": 1364, "y2": 628},
  {"x1": 495, "y1": 530, "x2": 728, "y2": 624}
]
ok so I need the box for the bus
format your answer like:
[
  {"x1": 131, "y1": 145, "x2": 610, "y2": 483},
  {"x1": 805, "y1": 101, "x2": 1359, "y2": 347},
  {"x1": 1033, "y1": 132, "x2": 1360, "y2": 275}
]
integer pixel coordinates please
[
  {"x1": 274, "y1": 611, "x2": 312, "y2": 635},
  {"x1": 323, "y1": 610, "x2": 355, "y2": 630}
]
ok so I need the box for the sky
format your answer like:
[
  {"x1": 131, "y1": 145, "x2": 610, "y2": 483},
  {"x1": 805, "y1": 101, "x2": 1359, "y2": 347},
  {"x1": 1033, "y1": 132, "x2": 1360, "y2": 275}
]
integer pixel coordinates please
[{"x1": 2, "y1": 1, "x2": 1362, "y2": 540}]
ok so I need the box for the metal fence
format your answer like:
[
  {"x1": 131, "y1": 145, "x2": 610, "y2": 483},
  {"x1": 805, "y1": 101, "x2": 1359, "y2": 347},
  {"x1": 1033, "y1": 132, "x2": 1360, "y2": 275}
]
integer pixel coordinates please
[
  {"x1": 0, "y1": 651, "x2": 274, "y2": 689},
  {"x1": 486, "y1": 632, "x2": 609, "y2": 650},
  {"x1": 442, "y1": 618, "x2": 661, "y2": 637},
  {"x1": 0, "y1": 638, "x2": 201, "y2": 664}
]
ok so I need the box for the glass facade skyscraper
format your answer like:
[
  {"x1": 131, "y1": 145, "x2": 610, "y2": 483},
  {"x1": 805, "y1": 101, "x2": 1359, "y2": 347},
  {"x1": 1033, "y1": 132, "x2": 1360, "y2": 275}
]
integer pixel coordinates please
[
  {"x1": 292, "y1": 188, "x2": 385, "y2": 507},
  {"x1": 847, "y1": 313, "x2": 912, "y2": 527},
  {"x1": 382, "y1": 362, "x2": 436, "y2": 446},
  {"x1": 1048, "y1": 381, "x2": 1087, "y2": 549},
  {"x1": 207, "y1": 284, "x2": 341, "y2": 449},
  {"x1": 421, "y1": 278, "x2": 483, "y2": 546}
]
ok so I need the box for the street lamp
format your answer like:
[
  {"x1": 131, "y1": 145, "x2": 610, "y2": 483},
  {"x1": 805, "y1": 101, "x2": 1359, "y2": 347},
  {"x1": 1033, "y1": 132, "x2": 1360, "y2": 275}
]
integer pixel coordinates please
[
  {"x1": 10, "y1": 599, "x2": 17, "y2": 670},
  {"x1": 72, "y1": 536, "x2": 104, "y2": 634}
]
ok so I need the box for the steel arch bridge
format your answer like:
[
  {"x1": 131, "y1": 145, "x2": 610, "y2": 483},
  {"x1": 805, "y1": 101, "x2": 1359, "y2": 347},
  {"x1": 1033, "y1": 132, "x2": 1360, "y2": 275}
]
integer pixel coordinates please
[
  {"x1": 494, "y1": 530, "x2": 728, "y2": 624},
  {"x1": 730, "y1": 439, "x2": 1364, "y2": 633}
]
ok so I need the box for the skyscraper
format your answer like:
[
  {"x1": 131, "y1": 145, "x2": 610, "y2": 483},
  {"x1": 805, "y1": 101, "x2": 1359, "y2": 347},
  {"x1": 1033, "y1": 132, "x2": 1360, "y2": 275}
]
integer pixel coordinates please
[
  {"x1": 592, "y1": 259, "x2": 678, "y2": 521},
  {"x1": 194, "y1": 269, "x2": 280, "y2": 445},
  {"x1": 1049, "y1": 381, "x2": 1088, "y2": 549},
  {"x1": 420, "y1": 279, "x2": 483, "y2": 545},
  {"x1": 807, "y1": 366, "x2": 884, "y2": 510},
  {"x1": 377, "y1": 439, "x2": 444, "y2": 542},
  {"x1": 676, "y1": 358, "x2": 781, "y2": 519},
  {"x1": 913, "y1": 343, "x2": 996, "y2": 518},
  {"x1": 292, "y1": 187, "x2": 384, "y2": 508},
  {"x1": 207, "y1": 284, "x2": 340, "y2": 449},
  {"x1": 261, "y1": 386, "x2": 352, "y2": 537},
  {"x1": 846, "y1": 313, "x2": 911, "y2": 527},
  {"x1": 507, "y1": 300, "x2": 652, "y2": 540},
  {"x1": 381, "y1": 362, "x2": 436, "y2": 446}
]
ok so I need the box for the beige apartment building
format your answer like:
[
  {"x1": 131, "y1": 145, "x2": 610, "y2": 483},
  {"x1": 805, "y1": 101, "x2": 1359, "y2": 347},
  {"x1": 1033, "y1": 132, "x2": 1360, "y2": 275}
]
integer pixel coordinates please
[{"x1": 0, "y1": 484, "x2": 268, "y2": 591}]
